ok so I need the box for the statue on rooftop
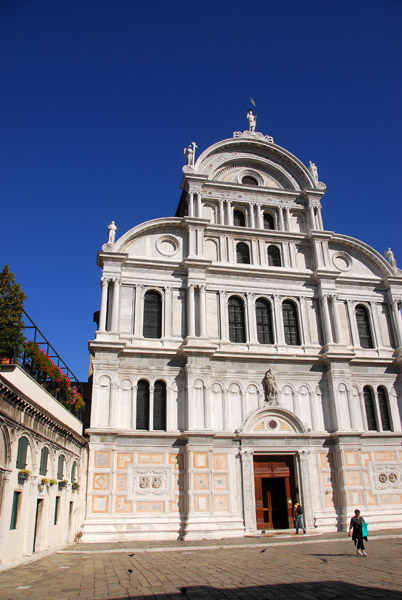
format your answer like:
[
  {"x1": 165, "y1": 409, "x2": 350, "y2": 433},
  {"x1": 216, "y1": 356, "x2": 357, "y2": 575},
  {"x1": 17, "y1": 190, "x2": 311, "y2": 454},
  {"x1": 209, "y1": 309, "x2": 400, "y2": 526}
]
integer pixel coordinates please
[
  {"x1": 385, "y1": 247, "x2": 397, "y2": 271},
  {"x1": 247, "y1": 109, "x2": 257, "y2": 132},
  {"x1": 309, "y1": 161, "x2": 319, "y2": 184},
  {"x1": 184, "y1": 142, "x2": 197, "y2": 166},
  {"x1": 107, "y1": 221, "x2": 117, "y2": 244}
]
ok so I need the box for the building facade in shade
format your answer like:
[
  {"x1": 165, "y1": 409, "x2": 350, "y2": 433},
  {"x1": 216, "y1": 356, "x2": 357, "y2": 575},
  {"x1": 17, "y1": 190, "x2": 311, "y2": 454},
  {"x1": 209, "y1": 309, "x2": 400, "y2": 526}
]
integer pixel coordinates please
[{"x1": 84, "y1": 117, "x2": 402, "y2": 542}]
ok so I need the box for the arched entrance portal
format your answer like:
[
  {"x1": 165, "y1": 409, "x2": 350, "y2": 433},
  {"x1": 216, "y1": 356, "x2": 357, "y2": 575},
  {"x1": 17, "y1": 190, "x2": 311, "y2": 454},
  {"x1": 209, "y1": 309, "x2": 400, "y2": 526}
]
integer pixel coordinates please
[{"x1": 254, "y1": 455, "x2": 296, "y2": 530}]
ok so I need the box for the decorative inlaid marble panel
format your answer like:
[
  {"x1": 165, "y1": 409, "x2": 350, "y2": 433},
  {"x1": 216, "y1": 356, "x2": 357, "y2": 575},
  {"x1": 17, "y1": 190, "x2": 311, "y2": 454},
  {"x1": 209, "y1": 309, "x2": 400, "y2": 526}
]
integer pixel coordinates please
[
  {"x1": 127, "y1": 466, "x2": 174, "y2": 500},
  {"x1": 115, "y1": 496, "x2": 132, "y2": 513},
  {"x1": 213, "y1": 495, "x2": 229, "y2": 512},
  {"x1": 138, "y1": 453, "x2": 164, "y2": 464},
  {"x1": 92, "y1": 495, "x2": 108, "y2": 513},
  {"x1": 194, "y1": 495, "x2": 209, "y2": 512},
  {"x1": 94, "y1": 451, "x2": 110, "y2": 468},
  {"x1": 93, "y1": 473, "x2": 110, "y2": 490},
  {"x1": 116, "y1": 453, "x2": 134, "y2": 469},
  {"x1": 193, "y1": 453, "x2": 208, "y2": 468},
  {"x1": 212, "y1": 454, "x2": 227, "y2": 470}
]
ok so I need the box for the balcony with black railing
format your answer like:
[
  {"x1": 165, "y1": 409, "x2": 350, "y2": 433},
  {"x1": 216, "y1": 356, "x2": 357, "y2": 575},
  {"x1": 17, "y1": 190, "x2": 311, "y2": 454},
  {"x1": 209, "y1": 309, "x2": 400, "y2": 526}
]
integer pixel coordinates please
[{"x1": 0, "y1": 309, "x2": 84, "y2": 418}]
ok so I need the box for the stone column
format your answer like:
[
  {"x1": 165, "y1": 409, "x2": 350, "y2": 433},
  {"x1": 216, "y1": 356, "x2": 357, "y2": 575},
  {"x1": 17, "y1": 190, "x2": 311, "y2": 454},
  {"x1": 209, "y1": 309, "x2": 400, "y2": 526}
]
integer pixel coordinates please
[
  {"x1": 166, "y1": 383, "x2": 173, "y2": 431},
  {"x1": 199, "y1": 285, "x2": 207, "y2": 337},
  {"x1": 273, "y1": 294, "x2": 284, "y2": 344},
  {"x1": 132, "y1": 383, "x2": 137, "y2": 430},
  {"x1": 298, "y1": 451, "x2": 314, "y2": 529},
  {"x1": 316, "y1": 206, "x2": 324, "y2": 230},
  {"x1": 98, "y1": 277, "x2": 109, "y2": 331},
  {"x1": 308, "y1": 206, "x2": 316, "y2": 230},
  {"x1": 134, "y1": 284, "x2": 143, "y2": 336},
  {"x1": 240, "y1": 450, "x2": 256, "y2": 532},
  {"x1": 256, "y1": 206, "x2": 263, "y2": 229},
  {"x1": 246, "y1": 292, "x2": 256, "y2": 343},
  {"x1": 164, "y1": 286, "x2": 172, "y2": 338},
  {"x1": 187, "y1": 284, "x2": 195, "y2": 337},
  {"x1": 188, "y1": 192, "x2": 194, "y2": 217},
  {"x1": 391, "y1": 300, "x2": 402, "y2": 349},
  {"x1": 278, "y1": 207, "x2": 285, "y2": 230},
  {"x1": 196, "y1": 192, "x2": 202, "y2": 218},
  {"x1": 219, "y1": 290, "x2": 228, "y2": 340},
  {"x1": 321, "y1": 294, "x2": 333, "y2": 344},
  {"x1": 299, "y1": 296, "x2": 310, "y2": 345},
  {"x1": 111, "y1": 278, "x2": 120, "y2": 332},
  {"x1": 346, "y1": 300, "x2": 359, "y2": 347},
  {"x1": 149, "y1": 384, "x2": 154, "y2": 431},
  {"x1": 249, "y1": 204, "x2": 255, "y2": 229},
  {"x1": 330, "y1": 295, "x2": 342, "y2": 343},
  {"x1": 285, "y1": 207, "x2": 291, "y2": 231},
  {"x1": 369, "y1": 301, "x2": 382, "y2": 349},
  {"x1": 227, "y1": 200, "x2": 233, "y2": 226},
  {"x1": 219, "y1": 200, "x2": 225, "y2": 225}
]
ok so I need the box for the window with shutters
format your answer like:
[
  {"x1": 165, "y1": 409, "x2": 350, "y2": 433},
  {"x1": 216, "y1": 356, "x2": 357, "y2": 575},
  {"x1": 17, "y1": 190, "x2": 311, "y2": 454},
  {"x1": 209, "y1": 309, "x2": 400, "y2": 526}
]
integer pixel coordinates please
[
  {"x1": 39, "y1": 447, "x2": 49, "y2": 476},
  {"x1": 10, "y1": 491, "x2": 22, "y2": 530},
  {"x1": 377, "y1": 386, "x2": 391, "y2": 431},
  {"x1": 236, "y1": 242, "x2": 250, "y2": 264},
  {"x1": 282, "y1": 300, "x2": 300, "y2": 345},
  {"x1": 16, "y1": 436, "x2": 29, "y2": 469},
  {"x1": 256, "y1": 298, "x2": 274, "y2": 344},
  {"x1": 355, "y1": 305, "x2": 373, "y2": 348},
  {"x1": 268, "y1": 245, "x2": 281, "y2": 267},
  {"x1": 143, "y1": 290, "x2": 162, "y2": 339},
  {"x1": 263, "y1": 213, "x2": 275, "y2": 230},
  {"x1": 71, "y1": 461, "x2": 78, "y2": 482},
  {"x1": 363, "y1": 386, "x2": 377, "y2": 430},
  {"x1": 153, "y1": 380, "x2": 167, "y2": 431},
  {"x1": 136, "y1": 379, "x2": 150, "y2": 430},
  {"x1": 228, "y1": 296, "x2": 246, "y2": 343},
  {"x1": 57, "y1": 455, "x2": 65, "y2": 480},
  {"x1": 233, "y1": 210, "x2": 246, "y2": 227}
]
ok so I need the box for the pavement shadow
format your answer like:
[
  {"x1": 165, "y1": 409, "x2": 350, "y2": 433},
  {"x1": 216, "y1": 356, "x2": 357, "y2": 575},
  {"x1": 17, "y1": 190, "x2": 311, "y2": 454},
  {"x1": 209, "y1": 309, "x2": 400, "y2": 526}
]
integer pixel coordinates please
[{"x1": 104, "y1": 581, "x2": 402, "y2": 600}]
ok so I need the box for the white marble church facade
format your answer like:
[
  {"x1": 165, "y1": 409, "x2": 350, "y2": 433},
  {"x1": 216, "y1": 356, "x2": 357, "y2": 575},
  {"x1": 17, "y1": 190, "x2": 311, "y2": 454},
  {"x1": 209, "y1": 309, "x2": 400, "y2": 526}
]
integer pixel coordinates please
[{"x1": 84, "y1": 118, "x2": 402, "y2": 541}]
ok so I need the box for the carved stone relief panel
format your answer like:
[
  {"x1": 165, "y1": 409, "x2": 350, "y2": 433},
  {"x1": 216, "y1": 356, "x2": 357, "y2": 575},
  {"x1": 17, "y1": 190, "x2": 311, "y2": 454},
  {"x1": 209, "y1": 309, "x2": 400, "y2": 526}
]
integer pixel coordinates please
[
  {"x1": 127, "y1": 466, "x2": 174, "y2": 501},
  {"x1": 369, "y1": 464, "x2": 402, "y2": 491}
]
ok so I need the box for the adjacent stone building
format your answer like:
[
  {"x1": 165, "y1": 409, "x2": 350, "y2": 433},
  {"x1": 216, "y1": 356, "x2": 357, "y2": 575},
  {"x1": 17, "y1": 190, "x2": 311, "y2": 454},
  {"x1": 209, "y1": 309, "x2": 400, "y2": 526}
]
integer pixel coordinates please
[
  {"x1": 0, "y1": 366, "x2": 86, "y2": 566},
  {"x1": 84, "y1": 117, "x2": 402, "y2": 541}
]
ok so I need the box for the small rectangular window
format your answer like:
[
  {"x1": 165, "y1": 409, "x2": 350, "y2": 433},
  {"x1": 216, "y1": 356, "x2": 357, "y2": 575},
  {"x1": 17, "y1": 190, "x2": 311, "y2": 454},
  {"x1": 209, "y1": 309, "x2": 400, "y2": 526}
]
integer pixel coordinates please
[
  {"x1": 10, "y1": 491, "x2": 22, "y2": 530},
  {"x1": 54, "y1": 496, "x2": 61, "y2": 525}
]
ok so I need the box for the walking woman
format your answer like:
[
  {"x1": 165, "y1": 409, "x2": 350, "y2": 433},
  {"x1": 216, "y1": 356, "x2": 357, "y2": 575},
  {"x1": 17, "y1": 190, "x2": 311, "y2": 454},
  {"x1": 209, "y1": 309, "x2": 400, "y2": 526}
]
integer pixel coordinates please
[{"x1": 348, "y1": 509, "x2": 367, "y2": 556}]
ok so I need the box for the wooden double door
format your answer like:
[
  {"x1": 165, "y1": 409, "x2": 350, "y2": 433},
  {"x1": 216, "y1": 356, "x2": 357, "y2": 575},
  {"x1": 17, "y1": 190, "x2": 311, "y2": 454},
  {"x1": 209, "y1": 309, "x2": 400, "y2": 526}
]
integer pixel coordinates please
[{"x1": 254, "y1": 455, "x2": 295, "y2": 530}]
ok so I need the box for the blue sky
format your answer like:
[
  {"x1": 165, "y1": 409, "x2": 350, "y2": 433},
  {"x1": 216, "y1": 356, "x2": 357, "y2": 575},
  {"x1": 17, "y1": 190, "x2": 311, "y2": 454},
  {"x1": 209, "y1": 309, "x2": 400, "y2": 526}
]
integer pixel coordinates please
[{"x1": 1, "y1": 0, "x2": 401, "y2": 380}]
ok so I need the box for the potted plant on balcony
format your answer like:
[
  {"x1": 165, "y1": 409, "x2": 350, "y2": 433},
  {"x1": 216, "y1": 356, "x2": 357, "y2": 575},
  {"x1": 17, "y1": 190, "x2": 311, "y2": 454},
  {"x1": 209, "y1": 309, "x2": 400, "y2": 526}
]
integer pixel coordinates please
[
  {"x1": 18, "y1": 469, "x2": 31, "y2": 483},
  {"x1": 72, "y1": 482, "x2": 80, "y2": 492},
  {"x1": 58, "y1": 479, "x2": 68, "y2": 490},
  {"x1": 0, "y1": 265, "x2": 26, "y2": 363},
  {"x1": 49, "y1": 479, "x2": 57, "y2": 486}
]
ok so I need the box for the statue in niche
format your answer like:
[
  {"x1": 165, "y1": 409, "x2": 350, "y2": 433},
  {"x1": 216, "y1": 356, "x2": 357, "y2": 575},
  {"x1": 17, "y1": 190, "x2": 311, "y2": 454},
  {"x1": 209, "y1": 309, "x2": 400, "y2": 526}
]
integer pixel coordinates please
[
  {"x1": 184, "y1": 141, "x2": 197, "y2": 166},
  {"x1": 107, "y1": 220, "x2": 117, "y2": 244},
  {"x1": 384, "y1": 247, "x2": 397, "y2": 271},
  {"x1": 139, "y1": 477, "x2": 149, "y2": 489},
  {"x1": 247, "y1": 109, "x2": 257, "y2": 132},
  {"x1": 309, "y1": 161, "x2": 319, "y2": 183},
  {"x1": 263, "y1": 368, "x2": 278, "y2": 405}
]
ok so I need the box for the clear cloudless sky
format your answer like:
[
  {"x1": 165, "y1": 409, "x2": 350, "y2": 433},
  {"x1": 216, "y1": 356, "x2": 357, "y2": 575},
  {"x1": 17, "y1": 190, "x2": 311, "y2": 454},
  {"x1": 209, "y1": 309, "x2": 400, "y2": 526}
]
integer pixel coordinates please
[{"x1": 1, "y1": 0, "x2": 401, "y2": 380}]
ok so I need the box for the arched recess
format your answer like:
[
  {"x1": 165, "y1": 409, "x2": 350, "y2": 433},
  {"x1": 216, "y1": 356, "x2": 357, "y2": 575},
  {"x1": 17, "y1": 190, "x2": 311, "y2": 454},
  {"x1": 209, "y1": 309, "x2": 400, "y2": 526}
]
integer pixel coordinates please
[
  {"x1": 240, "y1": 407, "x2": 306, "y2": 435},
  {"x1": 96, "y1": 374, "x2": 112, "y2": 428},
  {"x1": 193, "y1": 378, "x2": 206, "y2": 429},
  {"x1": 211, "y1": 382, "x2": 224, "y2": 431},
  {"x1": 228, "y1": 382, "x2": 242, "y2": 430},
  {"x1": 119, "y1": 378, "x2": 133, "y2": 429},
  {"x1": 205, "y1": 238, "x2": 218, "y2": 261},
  {"x1": 0, "y1": 421, "x2": 11, "y2": 469}
]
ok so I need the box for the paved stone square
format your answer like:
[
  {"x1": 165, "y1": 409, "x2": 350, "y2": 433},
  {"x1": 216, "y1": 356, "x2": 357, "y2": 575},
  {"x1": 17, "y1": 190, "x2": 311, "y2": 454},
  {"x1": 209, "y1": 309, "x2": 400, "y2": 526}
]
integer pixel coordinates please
[{"x1": 0, "y1": 533, "x2": 401, "y2": 600}]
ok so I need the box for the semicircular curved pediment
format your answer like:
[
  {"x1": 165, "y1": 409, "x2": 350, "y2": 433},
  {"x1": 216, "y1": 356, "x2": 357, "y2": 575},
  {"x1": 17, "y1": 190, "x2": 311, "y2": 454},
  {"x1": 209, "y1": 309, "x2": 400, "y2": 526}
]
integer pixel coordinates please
[
  {"x1": 194, "y1": 138, "x2": 315, "y2": 191},
  {"x1": 211, "y1": 157, "x2": 297, "y2": 190},
  {"x1": 239, "y1": 407, "x2": 306, "y2": 435}
]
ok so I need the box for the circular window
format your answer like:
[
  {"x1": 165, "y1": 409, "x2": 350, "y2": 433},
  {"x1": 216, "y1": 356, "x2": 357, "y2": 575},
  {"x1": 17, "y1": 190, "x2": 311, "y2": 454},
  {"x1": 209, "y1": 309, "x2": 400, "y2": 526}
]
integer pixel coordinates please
[
  {"x1": 156, "y1": 235, "x2": 179, "y2": 257},
  {"x1": 242, "y1": 175, "x2": 258, "y2": 186},
  {"x1": 267, "y1": 419, "x2": 279, "y2": 431},
  {"x1": 332, "y1": 252, "x2": 352, "y2": 272}
]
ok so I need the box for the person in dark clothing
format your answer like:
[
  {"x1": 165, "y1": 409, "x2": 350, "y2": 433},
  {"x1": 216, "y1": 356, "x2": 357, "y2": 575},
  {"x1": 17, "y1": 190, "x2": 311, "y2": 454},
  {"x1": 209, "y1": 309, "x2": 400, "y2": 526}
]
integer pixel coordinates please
[
  {"x1": 294, "y1": 503, "x2": 306, "y2": 534},
  {"x1": 348, "y1": 509, "x2": 367, "y2": 556}
]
